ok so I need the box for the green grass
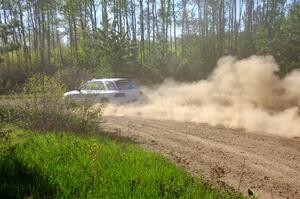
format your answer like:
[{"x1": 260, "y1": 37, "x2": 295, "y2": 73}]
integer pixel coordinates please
[{"x1": 0, "y1": 127, "x2": 243, "y2": 199}]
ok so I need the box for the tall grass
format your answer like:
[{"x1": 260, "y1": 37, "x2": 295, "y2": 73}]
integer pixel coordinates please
[{"x1": 0, "y1": 128, "x2": 243, "y2": 199}]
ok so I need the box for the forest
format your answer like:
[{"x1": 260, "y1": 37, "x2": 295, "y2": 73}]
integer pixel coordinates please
[
  {"x1": 1, "y1": 2, "x2": 300, "y2": 198},
  {"x1": 0, "y1": 0, "x2": 299, "y2": 93}
]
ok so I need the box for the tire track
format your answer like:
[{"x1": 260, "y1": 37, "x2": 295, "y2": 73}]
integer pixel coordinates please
[{"x1": 103, "y1": 116, "x2": 300, "y2": 199}]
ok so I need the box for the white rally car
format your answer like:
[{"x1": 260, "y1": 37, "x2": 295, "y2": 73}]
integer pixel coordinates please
[{"x1": 64, "y1": 78, "x2": 142, "y2": 104}]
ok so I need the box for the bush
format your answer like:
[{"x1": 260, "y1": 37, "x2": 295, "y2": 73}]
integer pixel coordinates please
[
  {"x1": 23, "y1": 74, "x2": 66, "y2": 112},
  {"x1": 0, "y1": 74, "x2": 104, "y2": 133},
  {"x1": 0, "y1": 105, "x2": 100, "y2": 134}
]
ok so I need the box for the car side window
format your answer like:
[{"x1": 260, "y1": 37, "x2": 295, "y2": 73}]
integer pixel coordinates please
[
  {"x1": 105, "y1": 81, "x2": 116, "y2": 90},
  {"x1": 95, "y1": 82, "x2": 105, "y2": 90},
  {"x1": 81, "y1": 81, "x2": 105, "y2": 90},
  {"x1": 115, "y1": 80, "x2": 135, "y2": 90}
]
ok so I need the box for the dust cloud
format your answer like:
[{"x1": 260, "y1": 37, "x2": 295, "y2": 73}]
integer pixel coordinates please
[{"x1": 105, "y1": 56, "x2": 300, "y2": 138}]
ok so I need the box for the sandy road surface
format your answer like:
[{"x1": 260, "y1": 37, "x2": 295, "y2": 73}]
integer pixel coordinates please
[{"x1": 103, "y1": 116, "x2": 300, "y2": 199}]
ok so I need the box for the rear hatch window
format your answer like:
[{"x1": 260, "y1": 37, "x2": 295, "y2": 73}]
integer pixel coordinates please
[{"x1": 115, "y1": 80, "x2": 136, "y2": 90}]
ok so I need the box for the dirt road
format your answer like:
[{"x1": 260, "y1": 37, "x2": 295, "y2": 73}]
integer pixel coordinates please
[{"x1": 103, "y1": 116, "x2": 300, "y2": 199}]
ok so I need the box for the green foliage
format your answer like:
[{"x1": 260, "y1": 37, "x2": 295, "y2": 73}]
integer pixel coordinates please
[
  {"x1": 24, "y1": 74, "x2": 65, "y2": 98},
  {"x1": 0, "y1": 129, "x2": 244, "y2": 199},
  {"x1": 23, "y1": 74, "x2": 66, "y2": 113},
  {"x1": 57, "y1": 67, "x2": 93, "y2": 91},
  {"x1": 0, "y1": 65, "x2": 28, "y2": 94},
  {"x1": 143, "y1": 44, "x2": 178, "y2": 81},
  {"x1": 96, "y1": 29, "x2": 136, "y2": 76},
  {"x1": 0, "y1": 105, "x2": 98, "y2": 134},
  {"x1": 255, "y1": 28, "x2": 270, "y2": 55},
  {"x1": 0, "y1": 19, "x2": 21, "y2": 63},
  {"x1": 278, "y1": 4, "x2": 300, "y2": 73},
  {"x1": 0, "y1": 0, "x2": 300, "y2": 94},
  {"x1": 0, "y1": 74, "x2": 103, "y2": 133}
]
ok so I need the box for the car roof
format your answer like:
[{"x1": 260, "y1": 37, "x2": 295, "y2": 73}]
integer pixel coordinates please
[{"x1": 89, "y1": 78, "x2": 127, "y2": 82}]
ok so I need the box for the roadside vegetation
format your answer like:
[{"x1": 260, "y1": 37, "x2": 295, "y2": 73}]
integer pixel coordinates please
[
  {"x1": 0, "y1": 76, "x2": 246, "y2": 199},
  {"x1": 0, "y1": 106, "x2": 245, "y2": 199}
]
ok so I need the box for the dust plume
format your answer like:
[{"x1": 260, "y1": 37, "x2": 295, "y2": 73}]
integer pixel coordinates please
[{"x1": 105, "y1": 56, "x2": 300, "y2": 138}]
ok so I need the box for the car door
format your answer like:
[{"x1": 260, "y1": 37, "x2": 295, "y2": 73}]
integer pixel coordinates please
[
  {"x1": 114, "y1": 80, "x2": 140, "y2": 101},
  {"x1": 79, "y1": 81, "x2": 105, "y2": 103}
]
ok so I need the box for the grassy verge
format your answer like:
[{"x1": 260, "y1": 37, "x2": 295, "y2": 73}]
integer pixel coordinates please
[
  {"x1": 0, "y1": 126, "x2": 243, "y2": 199},
  {"x1": 0, "y1": 102, "x2": 244, "y2": 199}
]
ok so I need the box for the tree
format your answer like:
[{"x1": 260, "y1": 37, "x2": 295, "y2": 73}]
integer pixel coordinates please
[
  {"x1": 0, "y1": 0, "x2": 300, "y2": 94},
  {"x1": 0, "y1": 20, "x2": 20, "y2": 62},
  {"x1": 278, "y1": 3, "x2": 300, "y2": 72},
  {"x1": 97, "y1": 29, "x2": 135, "y2": 76}
]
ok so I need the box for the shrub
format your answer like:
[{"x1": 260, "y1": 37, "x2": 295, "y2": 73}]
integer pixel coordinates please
[
  {"x1": 0, "y1": 75, "x2": 103, "y2": 133},
  {"x1": 0, "y1": 105, "x2": 100, "y2": 134},
  {"x1": 1, "y1": 74, "x2": 104, "y2": 133},
  {"x1": 23, "y1": 74, "x2": 66, "y2": 112}
]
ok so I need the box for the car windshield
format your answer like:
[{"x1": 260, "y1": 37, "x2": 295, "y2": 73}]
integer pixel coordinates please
[{"x1": 115, "y1": 80, "x2": 136, "y2": 90}]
